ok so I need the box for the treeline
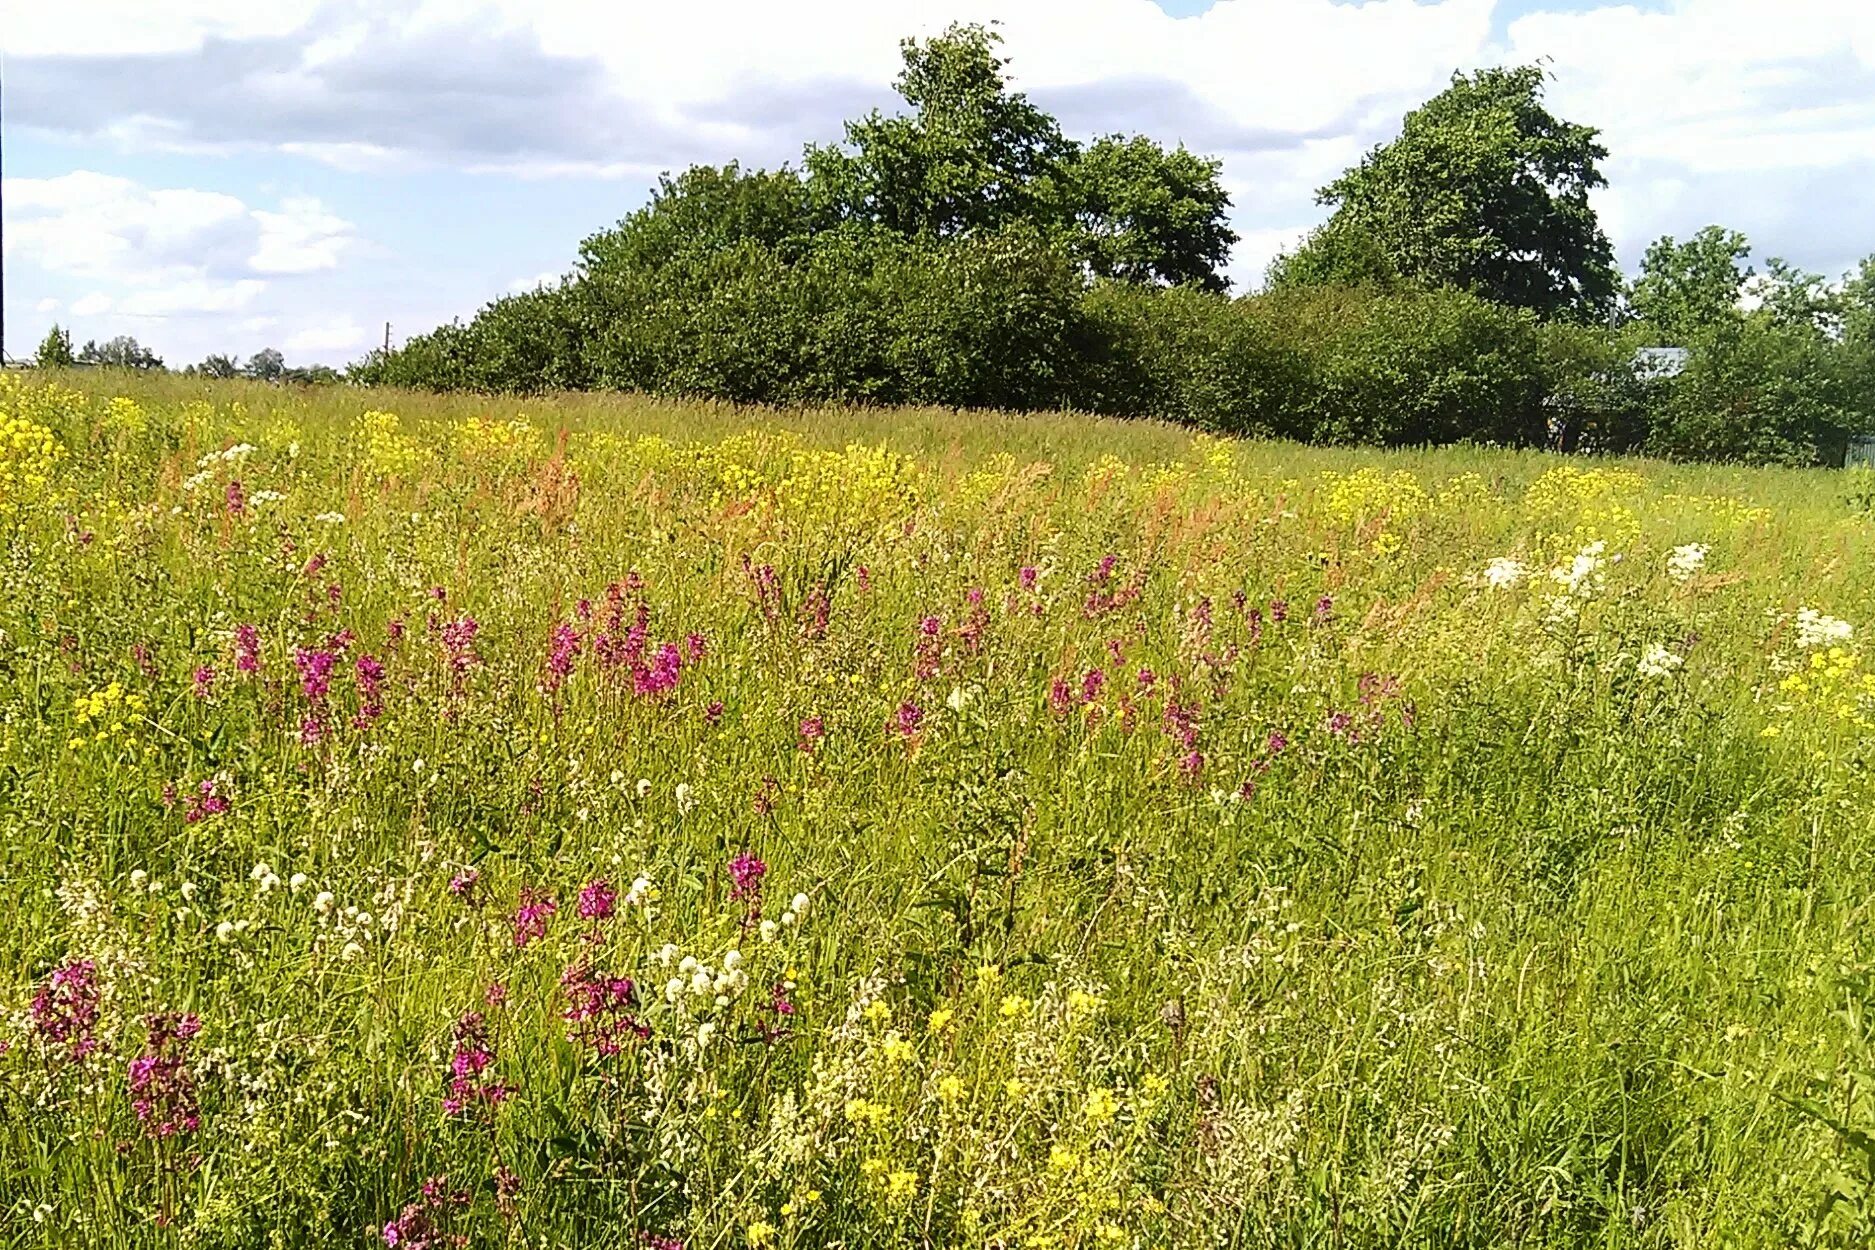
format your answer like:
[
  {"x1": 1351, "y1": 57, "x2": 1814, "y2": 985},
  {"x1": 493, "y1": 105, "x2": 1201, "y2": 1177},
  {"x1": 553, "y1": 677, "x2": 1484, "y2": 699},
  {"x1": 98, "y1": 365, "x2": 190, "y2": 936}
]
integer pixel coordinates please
[
  {"x1": 33, "y1": 329, "x2": 341, "y2": 385},
  {"x1": 339, "y1": 25, "x2": 1870, "y2": 464}
]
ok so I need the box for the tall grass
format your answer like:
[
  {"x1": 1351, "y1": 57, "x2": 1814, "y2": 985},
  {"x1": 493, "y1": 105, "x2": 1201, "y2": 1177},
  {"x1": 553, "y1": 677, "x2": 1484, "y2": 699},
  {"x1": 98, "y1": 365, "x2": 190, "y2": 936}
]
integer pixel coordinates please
[{"x1": 3, "y1": 370, "x2": 1875, "y2": 1248}]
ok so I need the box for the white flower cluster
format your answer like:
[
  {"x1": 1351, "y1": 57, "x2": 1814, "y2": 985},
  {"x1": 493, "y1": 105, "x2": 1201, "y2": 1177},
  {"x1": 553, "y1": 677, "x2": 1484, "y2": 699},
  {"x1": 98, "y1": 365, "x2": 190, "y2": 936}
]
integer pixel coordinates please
[
  {"x1": 1665, "y1": 543, "x2": 1708, "y2": 583},
  {"x1": 182, "y1": 444, "x2": 259, "y2": 492},
  {"x1": 1637, "y1": 644, "x2": 1683, "y2": 678},
  {"x1": 1550, "y1": 541, "x2": 1608, "y2": 595},
  {"x1": 1477, "y1": 557, "x2": 1528, "y2": 590},
  {"x1": 1795, "y1": 607, "x2": 1855, "y2": 649}
]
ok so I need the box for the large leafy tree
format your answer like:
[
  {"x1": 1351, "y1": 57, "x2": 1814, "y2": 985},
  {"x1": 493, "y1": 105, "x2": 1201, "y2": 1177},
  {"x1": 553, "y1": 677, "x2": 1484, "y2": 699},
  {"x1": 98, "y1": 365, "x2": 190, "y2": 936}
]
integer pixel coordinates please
[
  {"x1": 805, "y1": 23, "x2": 1075, "y2": 240},
  {"x1": 578, "y1": 163, "x2": 814, "y2": 275},
  {"x1": 1296, "y1": 66, "x2": 1617, "y2": 320},
  {"x1": 1627, "y1": 226, "x2": 1752, "y2": 340},
  {"x1": 1068, "y1": 135, "x2": 1236, "y2": 291},
  {"x1": 804, "y1": 23, "x2": 1236, "y2": 290}
]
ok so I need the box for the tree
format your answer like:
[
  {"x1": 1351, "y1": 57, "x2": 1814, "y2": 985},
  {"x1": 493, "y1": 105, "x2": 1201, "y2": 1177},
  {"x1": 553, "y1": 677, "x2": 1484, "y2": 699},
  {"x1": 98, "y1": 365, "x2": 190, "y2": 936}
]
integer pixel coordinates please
[
  {"x1": 191, "y1": 354, "x2": 240, "y2": 379},
  {"x1": 1264, "y1": 217, "x2": 1402, "y2": 292},
  {"x1": 283, "y1": 364, "x2": 342, "y2": 385},
  {"x1": 805, "y1": 23, "x2": 1076, "y2": 241},
  {"x1": 244, "y1": 349, "x2": 286, "y2": 381},
  {"x1": 1299, "y1": 66, "x2": 1617, "y2": 320},
  {"x1": 36, "y1": 325, "x2": 75, "y2": 367},
  {"x1": 1628, "y1": 226, "x2": 1752, "y2": 340},
  {"x1": 1066, "y1": 135, "x2": 1237, "y2": 291},
  {"x1": 578, "y1": 163, "x2": 814, "y2": 276},
  {"x1": 1749, "y1": 257, "x2": 1840, "y2": 335},
  {"x1": 77, "y1": 335, "x2": 163, "y2": 370}
]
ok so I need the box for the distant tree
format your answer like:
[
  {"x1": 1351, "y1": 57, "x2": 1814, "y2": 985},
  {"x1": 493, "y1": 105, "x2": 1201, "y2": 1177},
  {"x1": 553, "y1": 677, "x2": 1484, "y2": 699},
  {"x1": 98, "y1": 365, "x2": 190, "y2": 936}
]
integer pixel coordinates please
[
  {"x1": 244, "y1": 349, "x2": 286, "y2": 382},
  {"x1": 1750, "y1": 257, "x2": 1840, "y2": 335},
  {"x1": 283, "y1": 364, "x2": 342, "y2": 385},
  {"x1": 1628, "y1": 226, "x2": 1753, "y2": 340},
  {"x1": 1264, "y1": 217, "x2": 1402, "y2": 292},
  {"x1": 77, "y1": 335, "x2": 163, "y2": 370},
  {"x1": 579, "y1": 163, "x2": 815, "y2": 275},
  {"x1": 1295, "y1": 66, "x2": 1617, "y2": 320},
  {"x1": 1066, "y1": 135, "x2": 1237, "y2": 291},
  {"x1": 191, "y1": 354, "x2": 240, "y2": 379},
  {"x1": 805, "y1": 23, "x2": 1076, "y2": 240},
  {"x1": 36, "y1": 325, "x2": 76, "y2": 367}
]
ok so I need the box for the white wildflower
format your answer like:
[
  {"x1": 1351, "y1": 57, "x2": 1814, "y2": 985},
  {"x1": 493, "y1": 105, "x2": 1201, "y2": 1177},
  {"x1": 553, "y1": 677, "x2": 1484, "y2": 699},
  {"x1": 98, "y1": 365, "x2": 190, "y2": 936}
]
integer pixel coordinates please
[
  {"x1": 314, "y1": 511, "x2": 346, "y2": 525},
  {"x1": 1795, "y1": 607, "x2": 1854, "y2": 649},
  {"x1": 1666, "y1": 543, "x2": 1708, "y2": 583},
  {"x1": 1479, "y1": 557, "x2": 1528, "y2": 589},
  {"x1": 1550, "y1": 541, "x2": 1607, "y2": 594},
  {"x1": 1637, "y1": 644, "x2": 1683, "y2": 678}
]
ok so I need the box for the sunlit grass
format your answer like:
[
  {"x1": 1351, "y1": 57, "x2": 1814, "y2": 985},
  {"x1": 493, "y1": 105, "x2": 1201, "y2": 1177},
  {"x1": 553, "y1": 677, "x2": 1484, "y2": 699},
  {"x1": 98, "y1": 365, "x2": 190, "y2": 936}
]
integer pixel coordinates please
[{"x1": 3, "y1": 370, "x2": 1875, "y2": 1248}]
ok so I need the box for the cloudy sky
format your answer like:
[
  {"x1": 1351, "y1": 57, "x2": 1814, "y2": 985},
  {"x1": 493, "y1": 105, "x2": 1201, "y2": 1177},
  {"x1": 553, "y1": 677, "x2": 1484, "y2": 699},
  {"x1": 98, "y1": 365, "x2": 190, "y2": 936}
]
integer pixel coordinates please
[{"x1": 7, "y1": 0, "x2": 1875, "y2": 367}]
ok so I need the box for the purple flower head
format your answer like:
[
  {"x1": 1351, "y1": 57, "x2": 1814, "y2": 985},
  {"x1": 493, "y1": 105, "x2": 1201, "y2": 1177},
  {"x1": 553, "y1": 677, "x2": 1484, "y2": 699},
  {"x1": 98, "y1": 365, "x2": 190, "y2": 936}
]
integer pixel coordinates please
[
  {"x1": 128, "y1": 1012, "x2": 202, "y2": 1139},
  {"x1": 294, "y1": 647, "x2": 338, "y2": 703},
  {"x1": 1081, "y1": 669, "x2": 1106, "y2": 704},
  {"x1": 704, "y1": 700, "x2": 725, "y2": 725},
  {"x1": 31, "y1": 959, "x2": 102, "y2": 1060},
  {"x1": 728, "y1": 853, "x2": 767, "y2": 903},
  {"x1": 234, "y1": 624, "x2": 261, "y2": 673},
  {"x1": 448, "y1": 870, "x2": 482, "y2": 907},
  {"x1": 1018, "y1": 565, "x2": 1038, "y2": 590},
  {"x1": 577, "y1": 878, "x2": 617, "y2": 922},
  {"x1": 631, "y1": 642, "x2": 683, "y2": 698},
  {"x1": 192, "y1": 665, "x2": 216, "y2": 698},
  {"x1": 561, "y1": 963, "x2": 649, "y2": 1056},
  {"x1": 225, "y1": 479, "x2": 246, "y2": 517},
  {"x1": 796, "y1": 715, "x2": 824, "y2": 754},
  {"x1": 443, "y1": 1010, "x2": 510, "y2": 1117},
  {"x1": 1048, "y1": 677, "x2": 1074, "y2": 717},
  {"x1": 892, "y1": 701, "x2": 925, "y2": 739},
  {"x1": 512, "y1": 888, "x2": 557, "y2": 948}
]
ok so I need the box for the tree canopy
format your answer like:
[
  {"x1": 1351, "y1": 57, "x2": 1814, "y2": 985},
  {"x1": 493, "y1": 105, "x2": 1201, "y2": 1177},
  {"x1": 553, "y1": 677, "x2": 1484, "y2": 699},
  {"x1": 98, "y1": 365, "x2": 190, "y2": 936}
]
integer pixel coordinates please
[{"x1": 1285, "y1": 66, "x2": 1617, "y2": 321}]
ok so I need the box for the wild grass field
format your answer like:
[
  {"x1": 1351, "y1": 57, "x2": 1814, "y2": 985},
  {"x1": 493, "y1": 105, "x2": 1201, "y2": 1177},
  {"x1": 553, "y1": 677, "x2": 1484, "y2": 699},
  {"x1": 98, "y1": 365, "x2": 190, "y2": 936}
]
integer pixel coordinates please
[{"x1": 5, "y1": 370, "x2": 1875, "y2": 1248}]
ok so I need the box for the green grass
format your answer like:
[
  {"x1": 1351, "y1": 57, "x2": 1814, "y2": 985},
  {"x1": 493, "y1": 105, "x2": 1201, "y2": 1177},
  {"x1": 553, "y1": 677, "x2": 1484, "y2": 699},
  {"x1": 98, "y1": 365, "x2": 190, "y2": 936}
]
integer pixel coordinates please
[{"x1": 3, "y1": 369, "x2": 1875, "y2": 1248}]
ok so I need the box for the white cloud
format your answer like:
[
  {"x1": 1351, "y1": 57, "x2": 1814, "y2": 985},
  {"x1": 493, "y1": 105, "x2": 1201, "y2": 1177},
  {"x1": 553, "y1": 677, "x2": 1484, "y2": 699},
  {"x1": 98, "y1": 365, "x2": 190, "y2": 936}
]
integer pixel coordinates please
[
  {"x1": 6, "y1": 172, "x2": 353, "y2": 287},
  {"x1": 250, "y1": 196, "x2": 355, "y2": 273},
  {"x1": 508, "y1": 270, "x2": 564, "y2": 292},
  {"x1": 285, "y1": 317, "x2": 369, "y2": 354},
  {"x1": 35, "y1": 298, "x2": 62, "y2": 314},
  {"x1": 8, "y1": 0, "x2": 321, "y2": 57}
]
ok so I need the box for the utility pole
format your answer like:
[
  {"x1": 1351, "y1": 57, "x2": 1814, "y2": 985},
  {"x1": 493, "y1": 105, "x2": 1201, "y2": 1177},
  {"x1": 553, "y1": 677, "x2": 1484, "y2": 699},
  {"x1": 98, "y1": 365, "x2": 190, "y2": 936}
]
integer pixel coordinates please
[{"x1": 383, "y1": 321, "x2": 391, "y2": 354}]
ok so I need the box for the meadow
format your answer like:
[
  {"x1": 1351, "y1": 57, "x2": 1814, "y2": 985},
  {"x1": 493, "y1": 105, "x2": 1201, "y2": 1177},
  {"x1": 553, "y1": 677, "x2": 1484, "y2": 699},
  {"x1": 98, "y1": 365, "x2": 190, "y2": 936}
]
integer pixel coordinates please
[{"x1": 4, "y1": 370, "x2": 1875, "y2": 1248}]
